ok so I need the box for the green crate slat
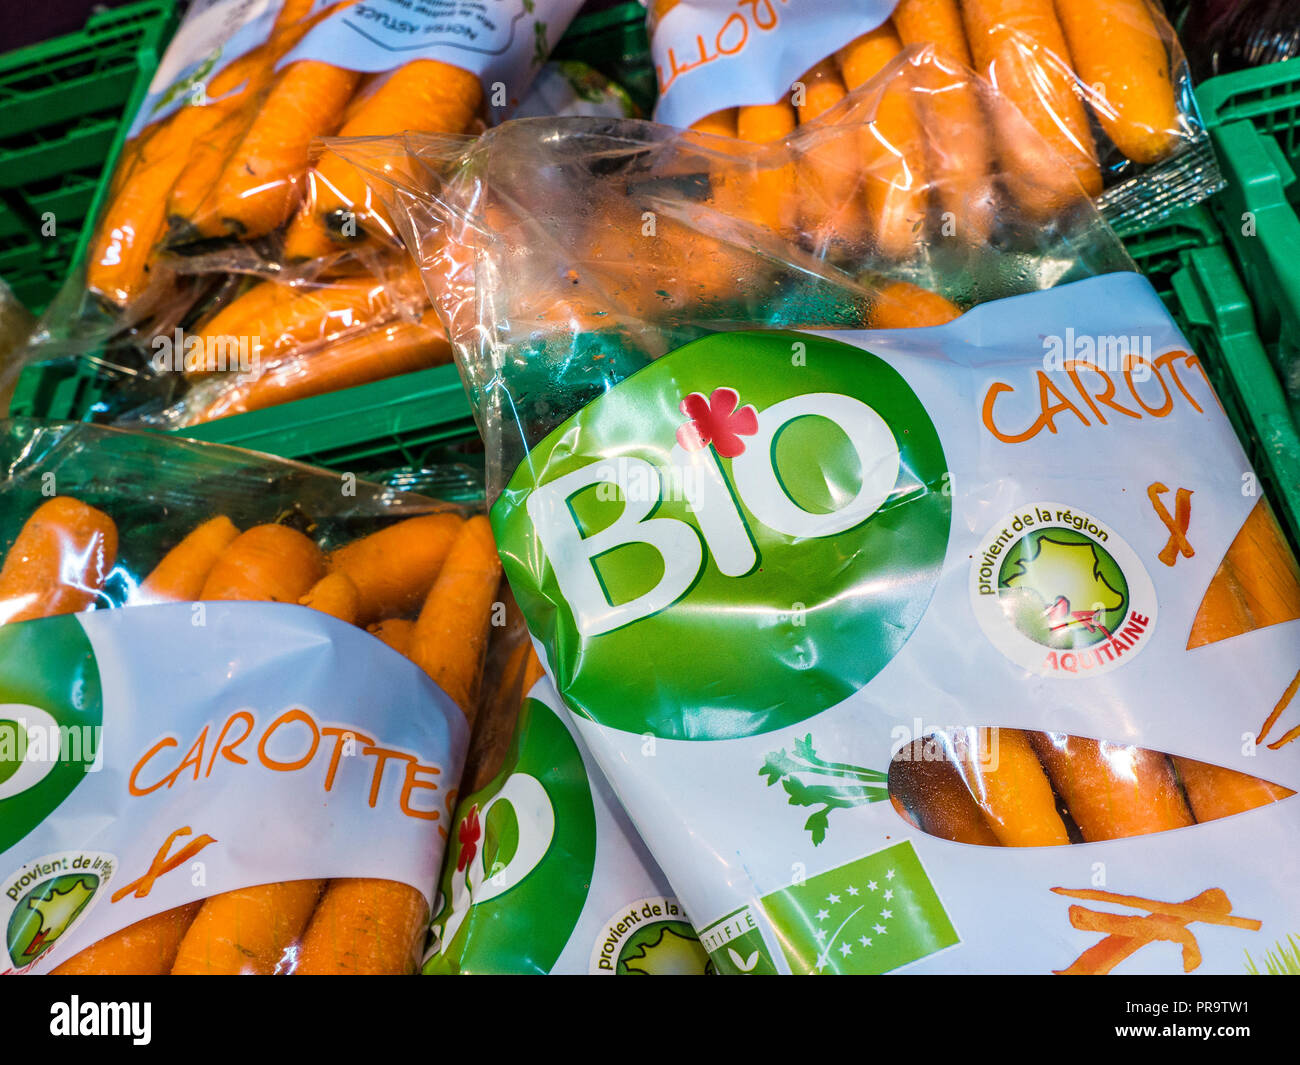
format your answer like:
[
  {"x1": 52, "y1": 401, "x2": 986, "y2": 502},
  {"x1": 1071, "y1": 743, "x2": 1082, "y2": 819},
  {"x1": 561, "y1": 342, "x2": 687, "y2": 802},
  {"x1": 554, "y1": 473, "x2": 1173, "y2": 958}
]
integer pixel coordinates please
[
  {"x1": 0, "y1": 0, "x2": 176, "y2": 312},
  {"x1": 1173, "y1": 243, "x2": 1300, "y2": 551},
  {"x1": 1197, "y1": 58, "x2": 1300, "y2": 163},
  {"x1": 551, "y1": 1, "x2": 655, "y2": 116}
]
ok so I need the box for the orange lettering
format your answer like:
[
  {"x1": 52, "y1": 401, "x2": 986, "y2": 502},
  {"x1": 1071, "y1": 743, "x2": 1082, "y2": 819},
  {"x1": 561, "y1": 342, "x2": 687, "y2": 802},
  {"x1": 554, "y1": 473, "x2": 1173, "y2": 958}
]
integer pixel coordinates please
[
  {"x1": 170, "y1": 726, "x2": 208, "y2": 788},
  {"x1": 257, "y1": 708, "x2": 320, "y2": 772},
  {"x1": 400, "y1": 760, "x2": 442, "y2": 820},
  {"x1": 1154, "y1": 350, "x2": 1205, "y2": 412},
  {"x1": 362, "y1": 745, "x2": 415, "y2": 809},
  {"x1": 129, "y1": 736, "x2": 179, "y2": 796},
  {"x1": 981, "y1": 381, "x2": 1040, "y2": 443},
  {"x1": 205, "y1": 710, "x2": 254, "y2": 777},
  {"x1": 321, "y1": 725, "x2": 376, "y2": 792},
  {"x1": 1125, "y1": 357, "x2": 1174, "y2": 416}
]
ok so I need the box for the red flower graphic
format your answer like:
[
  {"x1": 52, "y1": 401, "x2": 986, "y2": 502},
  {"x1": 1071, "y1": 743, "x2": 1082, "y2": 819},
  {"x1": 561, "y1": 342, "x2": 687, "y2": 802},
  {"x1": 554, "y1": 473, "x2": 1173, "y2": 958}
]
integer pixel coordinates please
[
  {"x1": 456, "y1": 805, "x2": 481, "y2": 873},
  {"x1": 676, "y1": 387, "x2": 758, "y2": 458}
]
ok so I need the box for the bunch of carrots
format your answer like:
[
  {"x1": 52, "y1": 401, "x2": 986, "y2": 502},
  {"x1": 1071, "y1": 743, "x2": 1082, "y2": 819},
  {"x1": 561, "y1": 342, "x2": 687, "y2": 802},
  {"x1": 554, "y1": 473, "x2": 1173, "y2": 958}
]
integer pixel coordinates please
[
  {"x1": 655, "y1": 0, "x2": 1184, "y2": 252},
  {"x1": 87, "y1": 0, "x2": 484, "y2": 310},
  {"x1": 173, "y1": 263, "x2": 451, "y2": 425},
  {"x1": 0, "y1": 493, "x2": 504, "y2": 974},
  {"x1": 890, "y1": 499, "x2": 1300, "y2": 845}
]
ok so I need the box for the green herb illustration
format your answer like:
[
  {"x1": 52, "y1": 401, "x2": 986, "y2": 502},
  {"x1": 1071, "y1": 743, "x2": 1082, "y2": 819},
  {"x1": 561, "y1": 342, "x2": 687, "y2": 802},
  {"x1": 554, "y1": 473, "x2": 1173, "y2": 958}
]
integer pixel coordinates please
[
  {"x1": 1245, "y1": 933, "x2": 1300, "y2": 975},
  {"x1": 760, "y1": 734, "x2": 889, "y2": 845}
]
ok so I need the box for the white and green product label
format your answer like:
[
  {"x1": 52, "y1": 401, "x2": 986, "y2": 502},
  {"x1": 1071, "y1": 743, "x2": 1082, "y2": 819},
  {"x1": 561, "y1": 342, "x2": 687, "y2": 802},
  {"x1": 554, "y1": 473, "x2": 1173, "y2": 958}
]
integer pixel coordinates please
[
  {"x1": 492, "y1": 273, "x2": 1300, "y2": 974},
  {"x1": 425, "y1": 680, "x2": 708, "y2": 974},
  {"x1": 0, "y1": 603, "x2": 466, "y2": 974}
]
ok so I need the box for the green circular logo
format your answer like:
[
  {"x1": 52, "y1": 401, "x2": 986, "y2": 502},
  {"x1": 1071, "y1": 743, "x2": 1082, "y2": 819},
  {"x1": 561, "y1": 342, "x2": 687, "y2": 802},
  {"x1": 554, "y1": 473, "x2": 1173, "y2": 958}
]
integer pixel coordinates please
[
  {"x1": 970, "y1": 503, "x2": 1157, "y2": 678},
  {"x1": 615, "y1": 919, "x2": 711, "y2": 975},
  {"x1": 6, "y1": 871, "x2": 99, "y2": 967},
  {"x1": 997, "y1": 527, "x2": 1130, "y2": 649},
  {"x1": 494, "y1": 331, "x2": 951, "y2": 740}
]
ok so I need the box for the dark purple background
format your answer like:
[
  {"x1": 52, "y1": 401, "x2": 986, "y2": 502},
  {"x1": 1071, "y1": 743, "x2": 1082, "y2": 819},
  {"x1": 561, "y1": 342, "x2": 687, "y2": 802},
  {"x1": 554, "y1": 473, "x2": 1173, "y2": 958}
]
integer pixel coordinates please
[{"x1": 7, "y1": 0, "x2": 629, "y2": 53}]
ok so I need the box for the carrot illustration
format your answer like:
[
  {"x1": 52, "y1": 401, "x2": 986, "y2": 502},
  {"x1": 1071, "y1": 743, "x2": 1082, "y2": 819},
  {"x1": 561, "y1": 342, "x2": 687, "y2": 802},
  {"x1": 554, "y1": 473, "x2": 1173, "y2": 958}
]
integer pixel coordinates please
[
  {"x1": 136, "y1": 515, "x2": 240, "y2": 604},
  {"x1": 293, "y1": 878, "x2": 428, "y2": 975},
  {"x1": 950, "y1": 727, "x2": 1070, "y2": 846},
  {"x1": 191, "y1": 310, "x2": 451, "y2": 423},
  {"x1": 1172, "y1": 757, "x2": 1294, "y2": 822},
  {"x1": 209, "y1": 61, "x2": 362, "y2": 238},
  {"x1": 367, "y1": 617, "x2": 416, "y2": 655},
  {"x1": 1055, "y1": 0, "x2": 1180, "y2": 164},
  {"x1": 407, "y1": 515, "x2": 503, "y2": 718},
  {"x1": 326, "y1": 512, "x2": 464, "y2": 625},
  {"x1": 867, "y1": 280, "x2": 962, "y2": 328},
  {"x1": 0, "y1": 497, "x2": 118, "y2": 624},
  {"x1": 299, "y1": 572, "x2": 361, "y2": 625},
  {"x1": 961, "y1": 0, "x2": 1102, "y2": 207},
  {"x1": 1029, "y1": 732, "x2": 1194, "y2": 840},
  {"x1": 198, "y1": 524, "x2": 324, "y2": 603},
  {"x1": 892, "y1": 0, "x2": 997, "y2": 243},
  {"x1": 171, "y1": 879, "x2": 325, "y2": 975},
  {"x1": 836, "y1": 25, "x2": 930, "y2": 259},
  {"x1": 890, "y1": 739, "x2": 1001, "y2": 845},
  {"x1": 51, "y1": 902, "x2": 202, "y2": 975}
]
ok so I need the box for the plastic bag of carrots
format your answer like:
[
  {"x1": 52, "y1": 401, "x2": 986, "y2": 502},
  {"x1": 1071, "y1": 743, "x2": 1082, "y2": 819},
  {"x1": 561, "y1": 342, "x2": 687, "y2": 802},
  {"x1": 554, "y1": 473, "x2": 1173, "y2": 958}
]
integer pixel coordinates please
[
  {"x1": 78, "y1": 0, "x2": 584, "y2": 311},
  {"x1": 648, "y1": 0, "x2": 1220, "y2": 235},
  {"x1": 426, "y1": 599, "x2": 708, "y2": 974},
  {"x1": 353, "y1": 55, "x2": 1300, "y2": 973},
  {"x1": 0, "y1": 418, "x2": 513, "y2": 975}
]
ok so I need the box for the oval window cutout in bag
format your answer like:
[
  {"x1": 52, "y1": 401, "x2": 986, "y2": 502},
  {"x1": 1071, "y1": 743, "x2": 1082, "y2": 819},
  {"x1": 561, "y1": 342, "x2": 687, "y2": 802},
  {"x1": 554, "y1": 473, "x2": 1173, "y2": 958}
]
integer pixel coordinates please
[{"x1": 889, "y1": 728, "x2": 1293, "y2": 846}]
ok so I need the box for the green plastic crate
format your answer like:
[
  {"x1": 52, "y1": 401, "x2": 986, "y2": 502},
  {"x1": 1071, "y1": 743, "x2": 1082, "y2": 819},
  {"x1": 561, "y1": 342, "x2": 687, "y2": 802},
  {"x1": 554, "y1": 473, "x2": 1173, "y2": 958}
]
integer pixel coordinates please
[
  {"x1": 1123, "y1": 204, "x2": 1300, "y2": 552},
  {"x1": 552, "y1": 2, "x2": 654, "y2": 117},
  {"x1": 1197, "y1": 58, "x2": 1300, "y2": 387},
  {"x1": 0, "y1": 0, "x2": 176, "y2": 314}
]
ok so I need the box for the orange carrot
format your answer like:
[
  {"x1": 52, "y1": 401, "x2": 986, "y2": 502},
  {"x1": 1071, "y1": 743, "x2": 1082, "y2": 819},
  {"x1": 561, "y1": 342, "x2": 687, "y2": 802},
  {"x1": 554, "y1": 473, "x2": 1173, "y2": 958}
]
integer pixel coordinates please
[
  {"x1": 191, "y1": 309, "x2": 451, "y2": 423},
  {"x1": 868, "y1": 280, "x2": 962, "y2": 328},
  {"x1": 950, "y1": 727, "x2": 1071, "y2": 846},
  {"x1": 1173, "y1": 757, "x2": 1294, "y2": 823},
  {"x1": 1030, "y1": 732, "x2": 1194, "y2": 840},
  {"x1": 136, "y1": 515, "x2": 240, "y2": 604},
  {"x1": 187, "y1": 270, "x2": 422, "y2": 375},
  {"x1": 734, "y1": 100, "x2": 799, "y2": 236},
  {"x1": 961, "y1": 0, "x2": 1103, "y2": 208},
  {"x1": 1055, "y1": 0, "x2": 1180, "y2": 164},
  {"x1": 367, "y1": 617, "x2": 416, "y2": 655},
  {"x1": 836, "y1": 26, "x2": 931, "y2": 259},
  {"x1": 0, "y1": 497, "x2": 118, "y2": 624},
  {"x1": 293, "y1": 878, "x2": 428, "y2": 975},
  {"x1": 892, "y1": 0, "x2": 997, "y2": 243},
  {"x1": 171, "y1": 879, "x2": 325, "y2": 974},
  {"x1": 1188, "y1": 501, "x2": 1300, "y2": 647},
  {"x1": 210, "y1": 61, "x2": 361, "y2": 238},
  {"x1": 795, "y1": 58, "x2": 867, "y2": 251},
  {"x1": 690, "y1": 108, "x2": 738, "y2": 138},
  {"x1": 198, "y1": 524, "x2": 324, "y2": 603},
  {"x1": 299, "y1": 572, "x2": 361, "y2": 625},
  {"x1": 521, "y1": 646, "x2": 546, "y2": 697},
  {"x1": 890, "y1": 739, "x2": 1001, "y2": 845},
  {"x1": 52, "y1": 902, "x2": 202, "y2": 975},
  {"x1": 297, "y1": 59, "x2": 484, "y2": 245},
  {"x1": 407, "y1": 515, "x2": 503, "y2": 717},
  {"x1": 326, "y1": 512, "x2": 464, "y2": 625},
  {"x1": 86, "y1": 46, "x2": 271, "y2": 306}
]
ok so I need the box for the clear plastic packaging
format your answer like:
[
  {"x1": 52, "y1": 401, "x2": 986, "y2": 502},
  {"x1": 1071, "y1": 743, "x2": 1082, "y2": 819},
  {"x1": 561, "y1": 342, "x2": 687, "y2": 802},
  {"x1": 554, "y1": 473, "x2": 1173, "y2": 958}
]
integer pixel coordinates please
[
  {"x1": 354, "y1": 50, "x2": 1300, "y2": 974},
  {"x1": 647, "y1": 0, "x2": 1222, "y2": 234},
  {"x1": 0, "y1": 419, "x2": 508, "y2": 974}
]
